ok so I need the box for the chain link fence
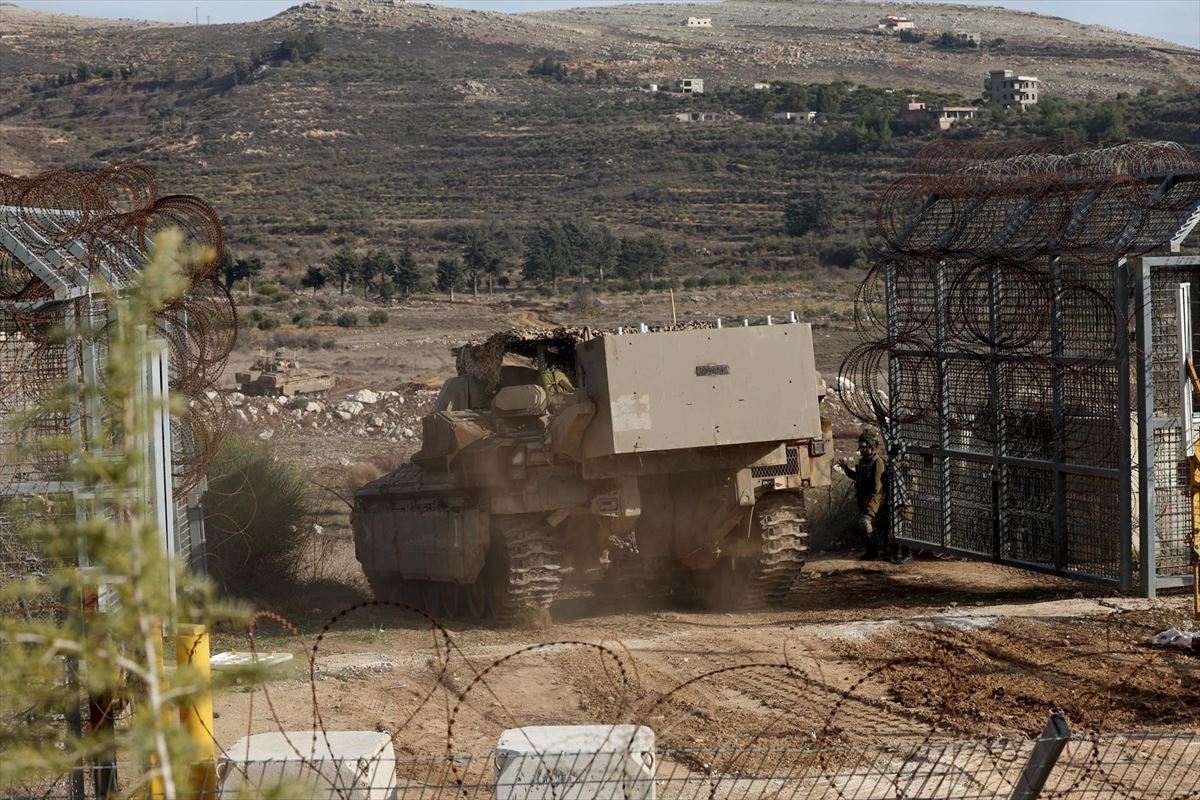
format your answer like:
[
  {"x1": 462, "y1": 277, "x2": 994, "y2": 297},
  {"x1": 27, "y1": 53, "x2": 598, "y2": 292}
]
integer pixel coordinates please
[{"x1": 7, "y1": 726, "x2": 1197, "y2": 800}]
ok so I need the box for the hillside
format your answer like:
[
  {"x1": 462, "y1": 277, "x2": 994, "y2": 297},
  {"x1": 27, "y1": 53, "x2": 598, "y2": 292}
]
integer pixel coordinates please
[{"x1": 1, "y1": 0, "x2": 1197, "y2": 278}]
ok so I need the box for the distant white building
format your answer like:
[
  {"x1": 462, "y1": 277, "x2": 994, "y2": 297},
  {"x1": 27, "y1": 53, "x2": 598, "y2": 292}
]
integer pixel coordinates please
[
  {"x1": 675, "y1": 78, "x2": 704, "y2": 95},
  {"x1": 645, "y1": 83, "x2": 658, "y2": 93},
  {"x1": 878, "y1": 14, "x2": 915, "y2": 32},
  {"x1": 771, "y1": 111, "x2": 817, "y2": 126},
  {"x1": 953, "y1": 31, "x2": 981, "y2": 46},
  {"x1": 983, "y1": 69, "x2": 1039, "y2": 109},
  {"x1": 675, "y1": 111, "x2": 719, "y2": 123},
  {"x1": 685, "y1": 17, "x2": 712, "y2": 27},
  {"x1": 751, "y1": 82, "x2": 772, "y2": 90}
]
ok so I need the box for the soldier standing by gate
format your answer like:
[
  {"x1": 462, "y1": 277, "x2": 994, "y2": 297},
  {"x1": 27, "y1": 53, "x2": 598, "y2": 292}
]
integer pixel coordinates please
[{"x1": 838, "y1": 431, "x2": 888, "y2": 561}]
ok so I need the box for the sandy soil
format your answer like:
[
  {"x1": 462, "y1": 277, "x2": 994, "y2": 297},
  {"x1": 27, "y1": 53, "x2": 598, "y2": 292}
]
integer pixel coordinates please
[{"x1": 210, "y1": 556, "x2": 1198, "y2": 758}]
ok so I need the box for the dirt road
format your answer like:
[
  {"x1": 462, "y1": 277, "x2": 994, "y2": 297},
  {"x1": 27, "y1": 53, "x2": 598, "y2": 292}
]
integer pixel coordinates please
[{"x1": 212, "y1": 557, "x2": 1199, "y2": 758}]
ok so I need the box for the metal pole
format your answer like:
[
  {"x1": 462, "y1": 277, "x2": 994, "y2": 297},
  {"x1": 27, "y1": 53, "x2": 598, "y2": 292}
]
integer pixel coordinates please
[
  {"x1": 176, "y1": 624, "x2": 217, "y2": 800},
  {"x1": 1114, "y1": 259, "x2": 1132, "y2": 591},
  {"x1": 1135, "y1": 258, "x2": 1156, "y2": 598},
  {"x1": 1009, "y1": 714, "x2": 1071, "y2": 800},
  {"x1": 669, "y1": 288, "x2": 677, "y2": 326},
  {"x1": 1177, "y1": 283, "x2": 1193, "y2": 458}
]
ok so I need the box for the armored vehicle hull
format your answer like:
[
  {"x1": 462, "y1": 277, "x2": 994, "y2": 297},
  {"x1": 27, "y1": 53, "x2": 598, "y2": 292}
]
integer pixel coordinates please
[
  {"x1": 353, "y1": 323, "x2": 832, "y2": 622},
  {"x1": 235, "y1": 355, "x2": 335, "y2": 397}
]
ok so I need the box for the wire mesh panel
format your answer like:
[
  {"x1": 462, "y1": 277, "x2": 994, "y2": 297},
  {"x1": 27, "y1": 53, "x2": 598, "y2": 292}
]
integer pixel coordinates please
[
  {"x1": 894, "y1": 453, "x2": 942, "y2": 546},
  {"x1": 6, "y1": 731, "x2": 1198, "y2": 800},
  {"x1": 1143, "y1": 259, "x2": 1200, "y2": 590},
  {"x1": 947, "y1": 458, "x2": 994, "y2": 555},
  {"x1": 1064, "y1": 474, "x2": 1123, "y2": 580},
  {"x1": 1043, "y1": 733, "x2": 1200, "y2": 799},
  {"x1": 1149, "y1": 427, "x2": 1192, "y2": 579},
  {"x1": 1, "y1": 169, "x2": 234, "y2": 602},
  {"x1": 1000, "y1": 465, "x2": 1055, "y2": 566}
]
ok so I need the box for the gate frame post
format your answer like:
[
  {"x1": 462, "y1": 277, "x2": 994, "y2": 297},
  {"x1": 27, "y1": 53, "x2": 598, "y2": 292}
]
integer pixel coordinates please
[{"x1": 1135, "y1": 258, "x2": 1157, "y2": 598}]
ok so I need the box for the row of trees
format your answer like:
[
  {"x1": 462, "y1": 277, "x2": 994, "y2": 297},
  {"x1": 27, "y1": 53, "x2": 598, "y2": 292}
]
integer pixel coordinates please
[
  {"x1": 222, "y1": 220, "x2": 679, "y2": 299},
  {"x1": 317, "y1": 224, "x2": 673, "y2": 296},
  {"x1": 522, "y1": 221, "x2": 672, "y2": 288},
  {"x1": 313, "y1": 246, "x2": 422, "y2": 299}
]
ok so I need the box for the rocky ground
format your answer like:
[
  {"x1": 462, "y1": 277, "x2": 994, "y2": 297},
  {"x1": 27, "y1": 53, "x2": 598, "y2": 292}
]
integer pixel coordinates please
[{"x1": 222, "y1": 384, "x2": 434, "y2": 452}]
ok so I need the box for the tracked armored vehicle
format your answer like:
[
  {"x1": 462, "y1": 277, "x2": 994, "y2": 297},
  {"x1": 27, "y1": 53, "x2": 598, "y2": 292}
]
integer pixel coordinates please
[
  {"x1": 235, "y1": 352, "x2": 335, "y2": 397},
  {"x1": 352, "y1": 322, "x2": 833, "y2": 622}
]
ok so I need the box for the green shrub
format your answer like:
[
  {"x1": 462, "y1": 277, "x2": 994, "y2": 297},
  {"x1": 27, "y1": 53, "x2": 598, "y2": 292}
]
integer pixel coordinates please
[
  {"x1": 297, "y1": 317, "x2": 313, "y2": 329},
  {"x1": 258, "y1": 282, "x2": 287, "y2": 302},
  {"x1": 367, "y1": 310, "x2": 389, "y2": 325},
  {"x1": 245, "y1": 309, "x2": 266, "y2": 325},
  {"x1": 202, "y1": 436, "x2": 313, "y2": 590},
  {"x1": 316, "y1": 311, "x2": 335, "y2": 325},
  {"x1": 256, "y1": 316, "x2": 280, "y2": 331},
  {"x1": 336, "y1": 311, "x2": 358, "y2": 328}
]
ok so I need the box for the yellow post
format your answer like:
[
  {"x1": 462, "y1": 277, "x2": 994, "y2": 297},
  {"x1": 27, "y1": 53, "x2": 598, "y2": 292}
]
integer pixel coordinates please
[
  {"x1": 148, "y1": 621, "x2": 168, "y2": 800},
  {"x1": 1192, "y1": 441, "x2": 1200, "y2": 620},
  {"x1": 1185, "y1": 357, "x2": 1200, "y2": 620},
  {"x1": 175, "y1": 624, "x2": 218, "y2": 800}
]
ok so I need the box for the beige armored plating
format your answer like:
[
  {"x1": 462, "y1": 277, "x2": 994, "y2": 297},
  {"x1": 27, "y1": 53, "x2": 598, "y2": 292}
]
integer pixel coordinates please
[{"x1": 353, "y1": 323, "x2": 833, "y2": 623}]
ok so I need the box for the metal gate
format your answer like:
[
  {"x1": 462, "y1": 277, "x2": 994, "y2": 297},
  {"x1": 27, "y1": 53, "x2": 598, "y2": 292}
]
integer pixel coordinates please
[
  {"x1": 1137, "y1": 255, "x2": 1200, "y2": 596},
  {"x1": 888, "y1": 256, "x2": 1133, "y2": 589},
  {"x1": 847, "y1": 141, "x2": 1200, "y2": 595}
]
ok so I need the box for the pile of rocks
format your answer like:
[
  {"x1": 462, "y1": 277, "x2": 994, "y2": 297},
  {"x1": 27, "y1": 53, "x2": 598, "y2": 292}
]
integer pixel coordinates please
[{"x1": 210, "y1": 384, "x2": 438, "y2": 443}]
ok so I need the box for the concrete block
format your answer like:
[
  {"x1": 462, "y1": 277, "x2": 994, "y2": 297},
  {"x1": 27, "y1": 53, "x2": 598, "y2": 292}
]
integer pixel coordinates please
[
  {"x1": 219, "y1": 730, "x2": 395, "y2": 800},
  {"x1": 495, "y1": 725, "x2": 655, "y2": 799}
]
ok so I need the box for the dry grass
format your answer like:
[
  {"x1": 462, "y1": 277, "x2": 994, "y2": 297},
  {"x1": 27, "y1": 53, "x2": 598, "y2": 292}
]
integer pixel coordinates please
[{"x1": 344, "y1": 461, "x2": 382, "y2": 498}]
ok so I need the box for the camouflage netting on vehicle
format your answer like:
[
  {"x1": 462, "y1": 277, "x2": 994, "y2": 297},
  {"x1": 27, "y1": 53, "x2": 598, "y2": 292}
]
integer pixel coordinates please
[{"x1": 455, "y1": 322, "x2": 717, "y2": 394}]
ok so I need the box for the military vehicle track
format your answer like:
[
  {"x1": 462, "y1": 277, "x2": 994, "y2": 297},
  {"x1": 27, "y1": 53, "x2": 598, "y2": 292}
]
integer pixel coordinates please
[
  {"x1": 697, "y1": 493, "x2": 809, "y2": 611},
  {"x1": 489, "y1": 515, "x2": 564, "y2": 625},
  {"x1": 749, "y1": 493, "x2": 810, "y2": 606}
]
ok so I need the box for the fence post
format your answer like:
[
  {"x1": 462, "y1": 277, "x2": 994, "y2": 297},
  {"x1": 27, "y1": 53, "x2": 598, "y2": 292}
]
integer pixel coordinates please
[
  {"x1": 176, "y1": 623, "x2": 218, "y2": 800},
  {"x1": 1009, "y1": 714, "x2": 1071, "y2": 800}
]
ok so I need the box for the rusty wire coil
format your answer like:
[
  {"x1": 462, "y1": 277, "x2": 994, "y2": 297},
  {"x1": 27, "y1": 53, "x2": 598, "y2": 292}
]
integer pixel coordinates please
[
  {"x1": 843, "y1": 139, "x2": 1199, "y2": 459},
  {"x1": 0, "y1": 163, "x2": 233, "y2": 498}
]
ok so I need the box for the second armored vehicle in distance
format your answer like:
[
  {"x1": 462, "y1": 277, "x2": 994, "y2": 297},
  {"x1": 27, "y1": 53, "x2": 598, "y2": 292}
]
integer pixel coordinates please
[{"x1": 235, "y1": 352, "x2": 335, "y2": 397}]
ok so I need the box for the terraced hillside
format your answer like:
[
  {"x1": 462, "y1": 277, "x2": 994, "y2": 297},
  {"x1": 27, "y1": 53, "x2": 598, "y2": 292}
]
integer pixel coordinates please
[{"x1": 1, "y1": 0, "x2": 1197, "y2": 276}]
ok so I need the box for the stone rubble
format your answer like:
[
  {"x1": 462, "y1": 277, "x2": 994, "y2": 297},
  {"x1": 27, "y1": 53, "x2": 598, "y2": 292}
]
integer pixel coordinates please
[{"x1": 219, "y1": 382, "x2": 437, "y2": 443}]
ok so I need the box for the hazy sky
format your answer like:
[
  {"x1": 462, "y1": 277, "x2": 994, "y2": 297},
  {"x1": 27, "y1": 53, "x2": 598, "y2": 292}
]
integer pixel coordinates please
[{"x1": 5, "y1": 0, "x2": 1199, "y2": 49}]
